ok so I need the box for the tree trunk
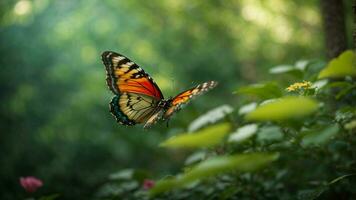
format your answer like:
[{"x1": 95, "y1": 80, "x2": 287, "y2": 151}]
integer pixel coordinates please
[{"x1": 320, "y1": 0, "x2": 348, "y2": 59}]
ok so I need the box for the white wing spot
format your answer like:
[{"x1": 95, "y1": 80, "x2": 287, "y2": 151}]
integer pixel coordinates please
[{"x1": 112, "y1": 56, "x2": 125, "y2": 63}]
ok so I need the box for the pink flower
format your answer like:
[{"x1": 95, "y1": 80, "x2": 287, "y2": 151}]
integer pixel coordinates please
[
  {"x1": 143, "y1": 179, "x2": 155, "y2": 190},
  {"x1": 19, "y1": 176, "x2": 43, "y2": 193}
]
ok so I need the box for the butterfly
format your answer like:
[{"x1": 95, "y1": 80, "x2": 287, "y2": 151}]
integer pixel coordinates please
[{"x1": 101, "y1": 51, "x2": 218, "y2": 128}]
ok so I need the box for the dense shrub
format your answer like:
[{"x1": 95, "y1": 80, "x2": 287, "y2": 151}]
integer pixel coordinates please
[{"x1": 95, "y1": 50, "x2": 356, "y2": 200}]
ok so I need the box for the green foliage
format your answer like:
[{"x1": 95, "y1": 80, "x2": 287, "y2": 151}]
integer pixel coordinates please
[
  {"x1": 235, "y1": 82, "x2": 282, "y2": 99},
  {"x1": 269, "y1": 60, "x2": 309, "y2": 78},
  {"x1": 256, "y1": 126, "x2": 283, "y2": 143},
  {"x1": 150, "y1": 152, "x2": 279, "y2": 196},
  {"x1": 139, "y1": 50, "x2": 355, "y2": 199},
  {"x1": 187, "y1": 105, "x2": 234, "y2": 132},
  {"x1": 160, "y1": 123, "x2": 231, "y2": 149},
  {"x1": 98, "y1": 49, "x2": 355, "y2": 199},
  {"x1": 228, "y1": 124, "x2": 258, "y2": 143},
  {"x1": 301, "y1": 124, "x2": 340, "y2": 147},
  {"x1": 245, "y1": 96, "x2": 319, "y2": 121},
  {"x1": 96, "y1": 168, "x2": 151, "y2": 200},
  {"x1": 318, "y1": 50, "x2": 356, "y2": 79}
]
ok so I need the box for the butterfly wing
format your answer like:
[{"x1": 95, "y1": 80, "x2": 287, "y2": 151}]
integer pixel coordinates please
[
  {"x1": 110, "y1": 93, "x2": 160, "y2": 126},
  {"x1": 164, "y1": 81, "x2": 218, "y2": 119},
  {"x1": 143, "y1": 109, "x2": 165, "y2": 129},
  {"x1": 102, "y1": 51, "x2": 164, "y2": 100},
  {"x1": 102, "y1": 51, "x2": 164, "y2": 125}
]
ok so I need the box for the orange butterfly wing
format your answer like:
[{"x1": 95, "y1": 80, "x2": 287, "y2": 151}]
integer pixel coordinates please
[
  {"x1": 102, "y1": 51, "x2": 163, "y2": 100},
  {"x1": 164, "y1": 81, "x2": 218, "y2": 118}
]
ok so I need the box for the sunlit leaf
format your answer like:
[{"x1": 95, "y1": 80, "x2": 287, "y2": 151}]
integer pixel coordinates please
[
  {"x1": 160, "y1": 123, "x2": 231, "y2": 149},
  {"x1": 185, "y1": 151, "x2": 206, "y2": 165},
  {"x1": 109, "y1": 169, "x2": 133, "y2": 180},
  {"x1": 344, "y1": 120, "x2": 356, "y2": 130},
  {"x1": 150, "y1": 152, "x2": 279, "y2": 196},
  {"x1": 269, "y1": 65, "x2": 303, "y2": 78},
  {"x1": 235, "y1": 82, "x2": 282, "y2": 99},
  {"x1": 318, "y1": 50, "x2": 356, "y2": 79},
  {"x1": 260, "y1": 98, "x2": 277, "y2": 105},
  {"x1": 269, "y1": 65, "x2": 295, "y2": 74},
  {"x1": 149, "y1": 178, "x2": 178, "y2": 196},
  {"x1": 245, "y1": 96, "x2": 318, "y2": 121},
  {"x1": 188, "y1": 105, "x2": 234, "y2": 132},
  {"x1": 295, "y1": 60, "x2": 309, "y2": 70},
  {"x1": 238, "y1": 102, "x2": 257, "y2": 115},
  {"x1": 301, "y1": 125, "x2": 339, "y2": 146},
  {"x1": 181, "y1": 153, "x2": 279, "y2": 182},
  {"x1": 312, "y1": 79, "x2": 328, "y2": 90},
  {"x1": 228, "y1": 124, "x2": 258, "y2": 143},
  {"x1": 109, "y1": 169, "x2": 149, "y2": 183}
]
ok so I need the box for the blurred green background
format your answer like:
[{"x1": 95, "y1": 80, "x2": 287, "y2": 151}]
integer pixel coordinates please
[{"x1": 0, "y1": 0, "x2": 353, "y2": 199}]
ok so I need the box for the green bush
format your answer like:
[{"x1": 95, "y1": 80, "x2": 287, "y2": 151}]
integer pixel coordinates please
[{"x1": 95, "y1": 50, "x2": 356, "y2": 200}]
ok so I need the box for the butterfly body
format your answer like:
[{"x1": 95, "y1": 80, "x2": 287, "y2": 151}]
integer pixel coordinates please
[{"x1": 102, "y1": 51, "x2": 217, "y2": 128}]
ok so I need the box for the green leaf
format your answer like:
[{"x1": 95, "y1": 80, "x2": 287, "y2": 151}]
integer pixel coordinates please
[
  {"x1": 184, "y1": 151, "x2": 207, "y2": 165},
  {"x1": 312, "y1": 80, "x2": 328, "y2": 91},
  {"x1": 301, "y1": 125, "x2": 339, "y2": 146},
  {"x1": 335, "y1": 106, "x2": 355, "y2": 123},
  {"x1": 150, "y1": 152, "x2": 279, "y2": 196},
  {"x1": 344, "y1": 120, "x2": 356, "y2": 130},
  {"x1": 318, "y1": 50, "x2": 356, "y2": 79},
  {"x1": 109, "y1": 169, "x2": 150, "y2": 183},
  {"x1": 329, "y1": 174, "x2": 356, "y2": 185},
  {"x1": 324, "y1": 81, "x2": 356, "y2": 99},
  {"x1": 228, "y1": 124, "x2": 258, "y2": 143},
  {"x1": 295, "y1": 60, "x2": 309, "y2": 70},
  {"x1": 269, "y1": 65, "x2": 296, "y2": 74},
  {"x1": 257, "y1": 126, "x2": 283, "y2": 142},
  {"x1": 326, "y1": 81, "x2": 353, "y2": 89},
  {"x1": 245, "y1": 96, "x2": 319, "y2": 121},
  {"x1": 188, "y1": 105, "x2": 234, "y2": 132},
  {"x1": 238, "y1": 102, "x2": 257, "y2": 115},
  {"x1": 109, "y1": 169, "x2": 134, "y2": 180},
  {"x1": 297, "y1": 174, "x2": 356, "y2": 200},
  {"x1": 149, "y1": 178, "x2": 178, "y2": 196},
  {"x1": 181, "y1": 153, "x2": 279, "y2": 182},
  {"x1": 235, "y1": 82, "x2": 282, "y2": 99},
  {"x1": 160, "y1": 123, "x2": 231, "y2": 149},
  {"x1": 297, "y1": 188, "x2": 325, "y2": 200},
  {"x1": 269, "y1": 64, "x2": 304, "y2": 78}
]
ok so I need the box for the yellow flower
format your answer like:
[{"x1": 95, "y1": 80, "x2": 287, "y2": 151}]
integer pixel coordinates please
[{"x1": 286, "y1": 81, "x2": 312, "y2": 92}]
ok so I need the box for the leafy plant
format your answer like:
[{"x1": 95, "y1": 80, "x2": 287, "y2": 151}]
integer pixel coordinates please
[{"x1": 97, "y1": 50, "x2": 356, "y2": 199}]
